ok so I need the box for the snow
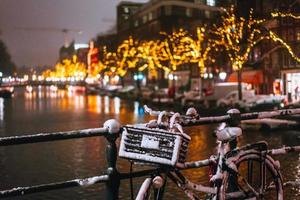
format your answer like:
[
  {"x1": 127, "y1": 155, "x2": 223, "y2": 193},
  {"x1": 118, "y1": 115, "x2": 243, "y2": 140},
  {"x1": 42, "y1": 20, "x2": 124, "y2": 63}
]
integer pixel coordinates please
[
  {"x1": 77, "y1": 175, "x2": 109, "y2": 187},
  {"x1": 227, "y1": 109, "x2": 240, "y2": 114},
  {"x1": 216, "y1": 127, "x2": 242, "y2": 142},
  {"x1": 141, "y1": 135, "x2": 160, "y2": 150},
  {"x1": 103, "y1": 119, "x2": 121, "y2": 134}
]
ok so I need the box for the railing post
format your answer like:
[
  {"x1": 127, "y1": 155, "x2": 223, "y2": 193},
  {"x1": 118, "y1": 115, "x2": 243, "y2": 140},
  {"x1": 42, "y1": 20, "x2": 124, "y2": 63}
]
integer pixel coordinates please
[
  {"x1": 227, "y1": 109, "x2": 241, "y2": 150},
  {"x1": 104, "y1": 119, "x2": 121, "y2": 200}
]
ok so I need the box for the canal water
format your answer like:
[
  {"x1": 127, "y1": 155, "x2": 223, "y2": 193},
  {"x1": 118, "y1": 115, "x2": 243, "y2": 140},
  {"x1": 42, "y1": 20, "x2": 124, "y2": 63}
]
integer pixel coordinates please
[{"x1": 0, "y1": 86, "x2": 299, "y2": 199}]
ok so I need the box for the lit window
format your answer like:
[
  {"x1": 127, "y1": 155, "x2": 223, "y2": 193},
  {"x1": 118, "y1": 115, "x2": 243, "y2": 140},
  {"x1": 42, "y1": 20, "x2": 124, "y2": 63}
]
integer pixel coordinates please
[
  {"x1": 124, "y1": 7, "x2": 129, "y2": 13},
  {"x1": 148, "y1": 12, "x2": 153, "y2": 21},
  {"x1": 143, "y1": 15, "x2": 147, "y2": 23},
  {"x1": 134, "y1": 20, "x2": 139, "y2": 27},
  {"x1": 297, "y1": 30, "x2": 300, "y2": 41},
  {"x1": 165, "y1": 6, "x2": 172, "y2": 16},
  {"x1": 186, "y1": 8, "x2": 192, "y2": 17},
  {"x1": 207, "y1": 0, "x2": 215, "y2": 6},
  {"x1": 205, "y1": 10, "x2": 210, "y2": 18}
]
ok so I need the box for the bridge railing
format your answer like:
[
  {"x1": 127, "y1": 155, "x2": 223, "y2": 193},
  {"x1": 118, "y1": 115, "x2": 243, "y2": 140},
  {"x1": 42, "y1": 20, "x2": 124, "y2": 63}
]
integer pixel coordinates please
[{"x1": 0, "y1": 119, "x2": 124, "y2": 199}]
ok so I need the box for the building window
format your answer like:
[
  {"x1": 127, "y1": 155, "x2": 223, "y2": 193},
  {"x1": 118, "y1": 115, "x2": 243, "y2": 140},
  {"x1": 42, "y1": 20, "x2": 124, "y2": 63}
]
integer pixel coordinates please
[
  {"x1": 207, "y1": 0, "x2": 216, "y2": 6},
  {"x1": 186, "y1": 8, "x2": 192, "y2": 17},
  {"x1": 148, "y1": 12, "x2": 153, "y2": 21},
  {"x1": 288, "y1": 29, "x2": 294, "y2": 41},
  {"x1": 134, "y1": 20, "x2": 139, "y2": 27},
  {"x1": 165, "y1": 6, "x2": 172, "y2": 16},
  {"x1": 283, "y1": 53, "x2": 288, "y2": 66},
  {"x1": 124, "y1": 7, "x2": 129, "y2": 13},
  {"x1": 123, "y1": 15, "x2": 128, "y2": 20},
  {"x1": 282, "y1": 30, "x2": 288, "y2": 41},
  {"x1": 143, "y1": 15, "x2": 147, "y2": 23},
  {"x1": 297, "y1": 29, "x2": 300, "y2": 41},
  {"x1": 205, "y1": 10, "x2": 210, "y2": 18}
]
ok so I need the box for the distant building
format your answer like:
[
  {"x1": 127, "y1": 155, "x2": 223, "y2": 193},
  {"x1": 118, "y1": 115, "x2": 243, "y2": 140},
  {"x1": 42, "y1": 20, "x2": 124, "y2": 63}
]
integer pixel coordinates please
[
  {"x1": 117, "y1": 0, "x2": 223, "y2": 41},
  {"x1": 116, "y1": 0, "x2": 226, "y2": 88}
]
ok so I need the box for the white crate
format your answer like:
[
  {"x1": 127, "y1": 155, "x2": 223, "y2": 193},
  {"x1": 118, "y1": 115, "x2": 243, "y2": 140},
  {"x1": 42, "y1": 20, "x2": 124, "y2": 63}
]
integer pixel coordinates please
[{"x1": 119, "y1": 125, "x2": 190, "y2": 167}]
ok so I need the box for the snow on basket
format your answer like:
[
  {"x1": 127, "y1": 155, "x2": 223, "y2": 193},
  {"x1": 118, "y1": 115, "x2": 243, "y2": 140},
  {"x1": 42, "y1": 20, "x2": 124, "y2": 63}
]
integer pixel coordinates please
[{"x1": 119, "y1": 125, "x2": 190, "y2": 167}]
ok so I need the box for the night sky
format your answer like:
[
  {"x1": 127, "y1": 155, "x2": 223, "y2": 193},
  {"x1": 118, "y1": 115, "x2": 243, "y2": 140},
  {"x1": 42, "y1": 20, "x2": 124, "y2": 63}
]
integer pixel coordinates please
[{"x1": 0, "y1": 0, "x2": 148, "y2": 67}]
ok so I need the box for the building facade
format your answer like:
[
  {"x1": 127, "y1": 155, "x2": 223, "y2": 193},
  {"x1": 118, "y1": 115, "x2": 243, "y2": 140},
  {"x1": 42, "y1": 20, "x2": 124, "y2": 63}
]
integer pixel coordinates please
[{"x1": 116, "y1": 0, "x2": 226, "y2": 89}]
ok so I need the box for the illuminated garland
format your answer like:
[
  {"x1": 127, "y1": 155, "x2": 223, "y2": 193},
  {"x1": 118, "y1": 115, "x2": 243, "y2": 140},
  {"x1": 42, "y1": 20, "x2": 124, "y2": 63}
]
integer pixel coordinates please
[
  {"x1": 268, "y1": 31, "x2": 300, "y2": 62},
  {"x1": 271, "y1": 12, "x2": 300, "y2": 19}
]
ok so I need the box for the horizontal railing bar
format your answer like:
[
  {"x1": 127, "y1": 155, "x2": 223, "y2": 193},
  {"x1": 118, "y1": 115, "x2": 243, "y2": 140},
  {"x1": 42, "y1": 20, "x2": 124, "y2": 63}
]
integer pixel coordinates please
[
  {"x1": 0, "y1": 128, "x2": 109, "y2": 146},
  {"x1": 181, "y1": 108, "x2": 300, "y2": 126},
  {"x1": 0, "y1": 175, "x2": 109, "y2": 198}
]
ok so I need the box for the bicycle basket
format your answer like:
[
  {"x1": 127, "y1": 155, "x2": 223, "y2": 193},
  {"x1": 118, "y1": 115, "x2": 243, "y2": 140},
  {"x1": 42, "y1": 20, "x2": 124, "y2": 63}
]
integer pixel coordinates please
[{"x1": 119, "y1": 125, "x2": 190, "y2": 167}]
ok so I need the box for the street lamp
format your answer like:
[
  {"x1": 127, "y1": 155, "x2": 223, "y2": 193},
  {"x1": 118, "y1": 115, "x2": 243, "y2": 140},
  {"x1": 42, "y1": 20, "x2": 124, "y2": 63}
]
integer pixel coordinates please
[{"x1": 219, "y1": 72, "x2": 227, "y2": 80}]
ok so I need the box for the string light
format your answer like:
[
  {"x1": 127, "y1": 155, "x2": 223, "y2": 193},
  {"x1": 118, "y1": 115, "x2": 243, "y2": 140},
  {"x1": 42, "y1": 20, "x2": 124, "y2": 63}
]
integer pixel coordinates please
[
  {"x1": 271, "y1": 12, "x2": 300, "y2": 20},
  {"x1": 268, "y1": 31, "x2": 300, "y2": 62}
]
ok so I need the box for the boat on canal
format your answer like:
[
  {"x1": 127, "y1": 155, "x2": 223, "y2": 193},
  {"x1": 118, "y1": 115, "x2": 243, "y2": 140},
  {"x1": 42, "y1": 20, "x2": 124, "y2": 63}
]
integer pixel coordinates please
[{"x1": 0, "y1": 86, "x2": 14, "y2": 98}]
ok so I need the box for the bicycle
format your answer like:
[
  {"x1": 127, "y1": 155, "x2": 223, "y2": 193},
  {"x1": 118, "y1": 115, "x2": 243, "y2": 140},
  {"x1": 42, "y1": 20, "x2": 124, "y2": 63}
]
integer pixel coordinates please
[{"x1": 118, "y1": 105, "x2": 300, "y2": 200}]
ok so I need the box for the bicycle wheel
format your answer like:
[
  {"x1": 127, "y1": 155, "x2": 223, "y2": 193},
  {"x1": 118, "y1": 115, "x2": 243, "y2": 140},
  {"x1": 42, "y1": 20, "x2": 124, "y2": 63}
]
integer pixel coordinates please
[
  {"x1": 136, "y1": 176, "x2": 166, "y2": 200},
  {"x1": 221, "y1": 150, "x2": 283, "y2": 200}
]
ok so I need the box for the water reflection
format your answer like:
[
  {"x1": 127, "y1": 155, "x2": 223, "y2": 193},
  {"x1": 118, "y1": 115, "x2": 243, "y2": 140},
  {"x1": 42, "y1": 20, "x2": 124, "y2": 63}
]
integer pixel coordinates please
[
  {"x1": 0, "y1": 98, "x2": 4, "y2": 124},
  {"x1": 104, "y1": 96, "x2": 109, "y2": 114},
  {"x1": 114, "y1": 97, "x2": 120, "y2": 114}
]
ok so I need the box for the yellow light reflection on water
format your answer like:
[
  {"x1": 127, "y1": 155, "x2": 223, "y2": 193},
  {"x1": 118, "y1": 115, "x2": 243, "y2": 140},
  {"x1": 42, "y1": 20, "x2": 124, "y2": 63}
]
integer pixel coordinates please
[
  {"x1": 0, "y1": 98, "x2": 4, "y2": 122},
  {"x1": 104, "y1": 96, "x2": 109, "y2": 114},
  {"x1": 114, "y1": 97, "x2": 120, "y2": 114},
  {"x1": 74, "y1": 95, "x2": 84, "y2": 110}
]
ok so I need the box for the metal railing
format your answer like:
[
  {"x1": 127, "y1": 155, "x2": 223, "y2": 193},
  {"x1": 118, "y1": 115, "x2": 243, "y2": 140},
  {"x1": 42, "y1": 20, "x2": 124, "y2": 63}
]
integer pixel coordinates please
[
  {"x1": 0, "y1": 124, "x2": 121, "y2": 199},
  {"x1": 0, "y1": 108, "x2": 299, "y2": 199}
]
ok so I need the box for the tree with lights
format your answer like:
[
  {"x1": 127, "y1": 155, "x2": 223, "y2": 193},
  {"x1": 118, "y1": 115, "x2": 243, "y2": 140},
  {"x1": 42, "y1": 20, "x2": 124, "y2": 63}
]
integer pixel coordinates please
[
  {"x1": 43, "y1": 55, "x2": 86, "y2": 80},
  {"x1": 116, "y1": 37, "x2": 140, "y2": 77},
  {"x1": 187, "y1": 27, "x2": 216, "y2": 76},
  {"x1": 213, "y1": 7, "x2": 300, "y2": 100},
  {"x1": 136, "y1": 40, "x2": 170, "y2": 83},
  {"x1": 213, "y1": 7, "x2": 270, "y2": 100}
]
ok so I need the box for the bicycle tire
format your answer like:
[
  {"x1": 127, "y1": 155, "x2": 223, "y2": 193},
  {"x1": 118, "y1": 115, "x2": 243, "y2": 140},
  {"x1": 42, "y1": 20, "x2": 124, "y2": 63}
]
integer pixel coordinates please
[{"x1": 221, "y1": 150, "x2": 283, "y2": 200}]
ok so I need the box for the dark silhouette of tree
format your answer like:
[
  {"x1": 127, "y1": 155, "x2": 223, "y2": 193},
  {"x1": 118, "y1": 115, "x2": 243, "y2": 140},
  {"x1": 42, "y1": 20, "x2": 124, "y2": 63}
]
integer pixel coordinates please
[{"x1": 0, "y1": 40, "x2": 16, "y2": 76}]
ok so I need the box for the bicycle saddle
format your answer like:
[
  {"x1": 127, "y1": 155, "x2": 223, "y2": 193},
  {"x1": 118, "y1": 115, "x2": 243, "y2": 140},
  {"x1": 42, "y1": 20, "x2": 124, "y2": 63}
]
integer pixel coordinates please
[{"x1": 215, "y1": 127, "x2": 242, "y2": 142}]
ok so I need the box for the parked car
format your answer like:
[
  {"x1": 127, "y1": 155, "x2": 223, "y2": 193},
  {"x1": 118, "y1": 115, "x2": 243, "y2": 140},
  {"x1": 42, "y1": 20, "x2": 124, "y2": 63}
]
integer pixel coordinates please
[
  {"x1": 181, "y1": 90, "x2": 202, "y2": 105},
  {"x1": 141, "y1": 87, "x2": 154, "y2": 101},
  {"x1": 216, "y1": 90, "x2": 256, "y2": 108},
  {"x1": 284, "y1": 100, "x2": 300, "y2": 108},
  {"x1": 104, "y1": 85, "x2": 122, "y2": 96},
  {"x1": 217, "y1": 90, "x2": 286, "y2": 110},
  {"x1": 117, "y1": 85, "x2": 135, "y2": 98},
  {"x1": 182, "y1": 82, "x2": 250, "y2": 107}
]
